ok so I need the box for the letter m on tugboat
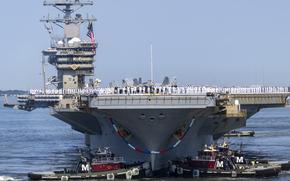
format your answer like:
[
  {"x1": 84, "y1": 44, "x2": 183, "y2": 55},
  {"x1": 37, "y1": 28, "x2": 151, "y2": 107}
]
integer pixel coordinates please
[
  {"x1": 236, "y1": 156, "x2": 244, "y2": 163},
  {"x1": 216, "y1": 161, "x2": 224, "y2": 168},
  {"x1": 81, "y1": 164, "x2": 90, "y2": 172}
]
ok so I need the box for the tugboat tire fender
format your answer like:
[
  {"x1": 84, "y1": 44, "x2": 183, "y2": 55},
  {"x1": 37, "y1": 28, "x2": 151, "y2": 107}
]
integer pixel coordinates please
[
  {"x1": 170, "y1": 164, "x2": 177, "y2": 173},
  {"x1": 132, "y1": 168, "x2": 139, "y2": 176},
  {"x1": 61, "y1": 175, "x2": 69, "y2": 181},
  {"x1": 107, "y1": 173, "x2": 115, "y2": 180},
  {"x1": 192, "y1": 169, "x2": 200, "y2": 177},
  {"x1": 231, "y1": 171, "x2": 237, "y2": 178},
  {"x1": 126, "y1": 170, "x2": 133, "y2": 180},
  {"x1": 177, "y1": 167, "x2": 184, "y2": 175}
]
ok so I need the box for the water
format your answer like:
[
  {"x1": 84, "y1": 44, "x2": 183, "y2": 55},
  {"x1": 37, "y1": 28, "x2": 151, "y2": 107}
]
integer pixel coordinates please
[
  {"x1": 0, "y1": 98, "x2": 83, "y2": 180},
  {"x1": 0, "y1": 97, "x2": 290, "y2": 180}
]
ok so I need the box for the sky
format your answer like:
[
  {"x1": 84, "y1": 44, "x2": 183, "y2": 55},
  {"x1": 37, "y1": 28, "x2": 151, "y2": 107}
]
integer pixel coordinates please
[{"x1": 1, "y1": 0, "x2": 290, "y2": 90}]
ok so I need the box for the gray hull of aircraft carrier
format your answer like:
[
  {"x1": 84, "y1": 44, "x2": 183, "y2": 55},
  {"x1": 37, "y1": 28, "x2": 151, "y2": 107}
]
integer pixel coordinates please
[{"x1": 50, "y1": 92, "x2": 290, "y2": 170}]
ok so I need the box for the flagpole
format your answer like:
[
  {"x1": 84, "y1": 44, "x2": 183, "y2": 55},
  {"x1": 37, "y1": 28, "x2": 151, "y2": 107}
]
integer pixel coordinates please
[
  {"x1": 42, "y1": 54, "x2": 47, "y2": 95},
  {"x1": 87, "y1": 21, "x2": 96, "y2": 53},
  {"x1": 150, "y1": 44, "x2": 154, "y2": 85}
]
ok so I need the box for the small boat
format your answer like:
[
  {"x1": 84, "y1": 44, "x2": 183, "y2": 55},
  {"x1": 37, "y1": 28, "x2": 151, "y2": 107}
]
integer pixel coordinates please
[
  {"x1": 224, "y1": 130, "x2": 255, "y2": 137},
  {"x1": 3, "y1": 103, "x2": 17, "y2": 108},
  {"x1": 90, "y1": 148, "x2": 125, "y2": 172},
  {"x1": 278, "y1": 161, "x2": 290, "y2": 171},
  {"x1": 3, "y1": 95, "x2": 17, "y2": 108},
  {"x1": 169, "y1": 144, "x2": 281, "y2": 178},
  {"x1": 28, "y1": 148, "x2": 141, "y2": 180},
  {"x1": 219, "y1": 143, "x2": 290, "y2": 172},
  {"x1": 28, "y1": 168, "x2": 141, "y2": 181},
  {"x1": 267, "y1": 161, "x2": 290, "y2": 171}
]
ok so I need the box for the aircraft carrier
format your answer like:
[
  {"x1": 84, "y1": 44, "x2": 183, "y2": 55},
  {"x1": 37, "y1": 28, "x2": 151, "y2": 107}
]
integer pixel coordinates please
[{"x1": 11, "y1": 0, "x2": 290, "y2": 171}]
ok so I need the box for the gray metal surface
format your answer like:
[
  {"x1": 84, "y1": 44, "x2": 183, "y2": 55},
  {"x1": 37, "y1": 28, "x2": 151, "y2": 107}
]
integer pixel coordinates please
[{"x1": 89, "y1": 95, "x2": 216, "y2": 109}]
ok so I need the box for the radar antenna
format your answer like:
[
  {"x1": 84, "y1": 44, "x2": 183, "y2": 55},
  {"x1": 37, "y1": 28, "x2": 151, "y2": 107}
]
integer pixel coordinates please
[
  {"x1": 43, "y1": 0, "x2": 95, "y2": 19},
  {"x1": 41, "y1": 0, "x2": 96, "y2": 39}
]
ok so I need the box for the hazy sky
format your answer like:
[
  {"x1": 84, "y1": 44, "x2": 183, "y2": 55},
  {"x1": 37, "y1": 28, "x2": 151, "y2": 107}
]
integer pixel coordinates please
[{"x1": 1, "y1": 0, "x2": 290, "y2": 90}]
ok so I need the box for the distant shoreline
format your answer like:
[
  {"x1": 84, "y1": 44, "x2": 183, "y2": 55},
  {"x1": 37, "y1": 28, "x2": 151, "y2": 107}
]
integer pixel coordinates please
[{"x1": 0, "y1": 90, "x2": 28, "y2": 96}]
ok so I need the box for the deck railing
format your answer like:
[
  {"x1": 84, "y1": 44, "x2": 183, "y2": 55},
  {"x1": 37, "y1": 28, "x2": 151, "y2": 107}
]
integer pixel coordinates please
[{"x1": 29, "y1": 86, "x2": 289, "y2": 96}]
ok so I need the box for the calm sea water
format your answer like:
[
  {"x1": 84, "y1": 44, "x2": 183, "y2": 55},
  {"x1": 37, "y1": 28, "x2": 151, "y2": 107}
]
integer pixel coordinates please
[{"x1": 0, "y1": 97, "x2": 290, "y2": 181}]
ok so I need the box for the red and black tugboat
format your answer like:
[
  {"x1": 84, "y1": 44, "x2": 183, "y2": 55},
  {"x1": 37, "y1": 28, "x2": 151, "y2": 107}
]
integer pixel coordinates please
[
  {"x1": 169, "y1": 143, "x2": 282, "y2": 178},
  {"x1": 90, "y1": 148, "x2": 125, "y2": 172},
  {"x1": 28, "y1": 148, "x2": 142, "y2": 180}
]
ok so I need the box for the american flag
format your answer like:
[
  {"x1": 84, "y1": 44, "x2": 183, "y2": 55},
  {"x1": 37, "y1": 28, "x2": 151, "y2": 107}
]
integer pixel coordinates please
[{"x1": 87, "y1": 22, "x2": 95, "y2": 43}]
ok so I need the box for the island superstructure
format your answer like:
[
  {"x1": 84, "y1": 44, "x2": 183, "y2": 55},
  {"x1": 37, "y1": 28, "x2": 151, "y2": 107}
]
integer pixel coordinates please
[
  {"x1": 11, "y1": 0, "x2": 290, "y2": 171},
  {"x1": 41, "y1": 0, "x2": 97, "y2": 90}
]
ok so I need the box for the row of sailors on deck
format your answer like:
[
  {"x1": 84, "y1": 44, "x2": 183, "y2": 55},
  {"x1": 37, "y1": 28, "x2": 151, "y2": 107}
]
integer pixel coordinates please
[
  {"x1": 96, "y1": 86, "x2": 289, "y2": 96},
  {"x1": 30, "y1": 86, "x2": 289, "y2": 95}
]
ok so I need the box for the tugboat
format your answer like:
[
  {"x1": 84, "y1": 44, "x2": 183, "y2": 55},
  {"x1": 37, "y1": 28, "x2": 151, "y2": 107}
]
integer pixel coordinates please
[
  {"x1": 28, "y1": 148, "x2": 142, "y2": 180},
  {"x1": 217, "y1": 142, "x2": 290, "y2": 172},
  {"x1": 169, "y1": 143, "x2": 281, "y2": 178},
  {"x1": 90, "y1": 148, "x2": 126, "y2": 172},
  {"x1": 224, "y1": 130, "x2": 255, "y2": 137}
]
